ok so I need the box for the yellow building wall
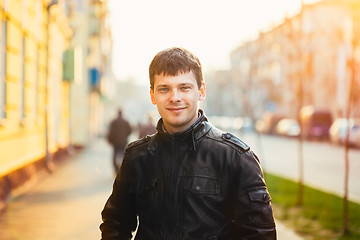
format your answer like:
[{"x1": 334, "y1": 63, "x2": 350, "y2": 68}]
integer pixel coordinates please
[{"x1": 0, "y1": 0, "x2": 71, "y2": 177}]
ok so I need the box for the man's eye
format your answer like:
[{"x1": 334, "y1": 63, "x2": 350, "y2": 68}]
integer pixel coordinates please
[
  {"x1": 158, "y1": 88, "x2": 168, "y2": 92},
  {"x1": 181, "y1": 86, "x2": 191, "y2": 91}
]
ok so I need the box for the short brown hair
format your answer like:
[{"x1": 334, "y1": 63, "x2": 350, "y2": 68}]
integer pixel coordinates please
[{"x1": 149, "y1": 47, "x2": 204, "y2": 90}]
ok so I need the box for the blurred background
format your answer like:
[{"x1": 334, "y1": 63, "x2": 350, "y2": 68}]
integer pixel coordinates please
[{"x1": 0, "y1": 0, "x2": 360, "y2": 239}]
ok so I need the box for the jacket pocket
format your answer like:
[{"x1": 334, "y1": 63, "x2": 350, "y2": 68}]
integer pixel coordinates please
[
  {"x1": 129, "y1": 178, "x2": 159, "y2": 194},
  {"x1": 129, "y1": 178, "x2": 159, "y2": 216},
  {"x1": 247, "y1": 187, "x2": 275, "y2": 227},
  {"x1": 184, "y1": 176, "x2": 220, "y2": 194}
]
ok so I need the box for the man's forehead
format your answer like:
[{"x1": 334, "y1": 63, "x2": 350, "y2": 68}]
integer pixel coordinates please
[
  {"x1": 154, "y1": 73, "x2": 196, "y2": 84},
  {"x1": 156, "y1": 69, "x2": 192, "y2": 77}
]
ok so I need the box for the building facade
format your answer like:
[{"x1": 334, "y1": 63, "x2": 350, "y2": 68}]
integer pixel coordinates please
[
  {"x1": 229, "y1": 0, "x2": 360, "y2": 120},
  {"x1": 0, "y1": 0, "x2": 71, "y2": 177},
  {"x1": 0, "y1": 0, "x2": 113, "y2": 208}
]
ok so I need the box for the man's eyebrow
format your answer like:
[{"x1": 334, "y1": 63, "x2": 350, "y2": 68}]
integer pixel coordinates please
[
  {"x1": 155, "y1": 82, "x2": 194, "y2": 88},
  {"x1": 179, "y1": 82, "x2": 194, "y2": 86},
  {"x1": 155, "y1": 84, "x2": 168, "y2": 88}
]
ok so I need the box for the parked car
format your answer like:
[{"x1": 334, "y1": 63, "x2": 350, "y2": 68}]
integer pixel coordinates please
[
  {"x1": 209, "y1": 116, "x2": 254, "y2": 133},
  {"x1": 234, "y1": 117, "x2": 254, "y2": 133},
  {"x1": 330, "y1": 118, "x2": 360, "y2": 147},
  {"x1": 275, "y1": 118, "x2": 300, "y2": 137},
  {"x1": 256, "y1": 112, "x2": 285, "y2": 135},
  {"x1": 349, "y1": 125, "x2": 360, "y2": 148},
  {"x1": 330, "y1": 118, "x2": 351, "y2": 144},
  {"x1": 300, "y1": 106, "x2": 333, "y2": 140}
]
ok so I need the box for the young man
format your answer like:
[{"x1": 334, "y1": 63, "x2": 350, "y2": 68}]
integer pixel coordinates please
[{"x1": 100, "y1": 47, "x2": 276, "y2": 239}]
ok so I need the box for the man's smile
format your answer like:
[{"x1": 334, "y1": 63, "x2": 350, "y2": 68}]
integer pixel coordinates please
[{"x1": 167, "y1": 107, "x2": 186, "y2": 112}]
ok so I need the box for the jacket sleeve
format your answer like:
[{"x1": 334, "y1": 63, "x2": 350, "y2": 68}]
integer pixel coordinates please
[
  {"x1": 100, "y1": 154, "x2": 137, "y2": 240},
  {"x1": 230, "y1": 150, "x2": 277, "y2": 239}
]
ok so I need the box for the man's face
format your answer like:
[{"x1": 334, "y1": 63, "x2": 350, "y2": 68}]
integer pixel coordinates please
[{"x1": 150, "y1": 71, "x2": 206, "y2": 134}]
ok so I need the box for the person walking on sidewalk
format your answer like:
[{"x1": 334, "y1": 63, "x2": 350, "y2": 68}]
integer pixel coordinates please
[
  {"x1": 138, "y1": 112, "x2": 157, "y2": 138},
  {"x1": 106, "y1": 109, "x2": 132, "y2": 173},
  {"x1": 100, "y1": 47, "x2": 276, "y2": 239}
]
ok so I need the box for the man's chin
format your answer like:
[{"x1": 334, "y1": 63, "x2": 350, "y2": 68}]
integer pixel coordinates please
[{"x1": 167, "y1": 108, "x2": 185, "y2": 115}]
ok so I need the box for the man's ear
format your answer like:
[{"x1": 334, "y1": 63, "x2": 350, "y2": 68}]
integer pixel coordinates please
[
  {"x1": 199, "y1": 81, "x2": 206, "y2": 101},
  {"x1": 150, "y1": 88, "x2": 156, "y2": 105}
]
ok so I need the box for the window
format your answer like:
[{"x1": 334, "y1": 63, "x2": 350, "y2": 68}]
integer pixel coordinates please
[
  {"x1": 3, "y1": 0, "x2": 9, "y2": 11},
  {"x1": 22, "y1": 0, "x2": 28, "y2": 29},
  {"x1": 0, "y1": 20, "x2": 7, "y2": 120},
  {"x1": 35, "y1": 46, "x2": 39, "y2": 120},
  {"x1": 20, "y1": 37, "x2": 26, "y2": 120}
]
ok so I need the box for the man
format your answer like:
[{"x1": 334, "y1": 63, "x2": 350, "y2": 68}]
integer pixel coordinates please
[
  {"x1": 107, "y1": 109, "x2": 132, "y2": 172},
  {"x1": 100, "y1": 47, "x2": 276, "y2": 239}
]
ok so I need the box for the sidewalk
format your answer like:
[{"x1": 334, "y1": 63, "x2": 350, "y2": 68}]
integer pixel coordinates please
[{"x1": 0, "y1": 137, "x2": 303, "y2": 240}]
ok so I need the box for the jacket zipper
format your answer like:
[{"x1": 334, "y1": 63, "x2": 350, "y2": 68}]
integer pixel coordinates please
[{"x1": 164, "y1": 136, "x2": 179, "y2": 240}]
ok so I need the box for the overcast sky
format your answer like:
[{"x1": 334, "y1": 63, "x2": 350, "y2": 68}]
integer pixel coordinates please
[{"x1": 108, "y1": 0, "x2": 321, "y2": 85}]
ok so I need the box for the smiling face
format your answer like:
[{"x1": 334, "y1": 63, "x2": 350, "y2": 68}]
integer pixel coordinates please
[{"x1": 150, "y1": 71, "x2": 206, "y2": 134}]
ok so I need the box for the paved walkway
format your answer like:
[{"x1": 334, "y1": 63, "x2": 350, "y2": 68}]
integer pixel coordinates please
[{"x1": 0, "y1": 137, "x2": 303, "y2": 240}]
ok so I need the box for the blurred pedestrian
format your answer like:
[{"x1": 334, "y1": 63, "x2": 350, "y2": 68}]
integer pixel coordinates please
[
  {"x1": 106, "y1": 109, "x2": 132, "y2": 173},
  {"x1": 100, "y1": 47, "x2": 276, "y2": 239},
  {"x1": 138, "y1": 112, "x2": 157, "y2": 138}
]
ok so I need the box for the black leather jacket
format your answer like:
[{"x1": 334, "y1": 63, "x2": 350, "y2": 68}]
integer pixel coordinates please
[{"x1": 100, "y1": 110, "x2": 276, "y2": 240}]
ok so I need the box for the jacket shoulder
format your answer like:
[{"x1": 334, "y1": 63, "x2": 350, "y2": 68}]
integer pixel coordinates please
[
  {"x1": 208, "y1": 127, "x2": 250, "y2": 153},
  {"x1": 221, "y1": 132, "x2": 250, "y2": 153},
  {"x1": 125, "y1": 135, "x2": 151, "y2": 151}
]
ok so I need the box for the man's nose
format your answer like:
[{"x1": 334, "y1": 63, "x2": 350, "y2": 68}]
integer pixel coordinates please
[{"x1": 169, "y1": 89, "x2": 181, "y2": 102}]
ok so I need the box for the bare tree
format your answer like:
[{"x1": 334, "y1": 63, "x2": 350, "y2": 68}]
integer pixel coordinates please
[
  {"x1": 343, "y1": 2, "x2": 360, "y2": 234},
  {"x1": 296, "y1": 0, "x2": 305, "y2": 206}
]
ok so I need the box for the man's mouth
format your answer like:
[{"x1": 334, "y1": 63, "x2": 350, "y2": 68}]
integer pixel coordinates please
[{"x1": 167, "y1": 107, "x2": 185, "y2": 112}]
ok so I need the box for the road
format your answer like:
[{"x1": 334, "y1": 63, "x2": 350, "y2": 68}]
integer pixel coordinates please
[
  {"x1": 237, "y1": 131, "x2": 360, "y2": 202},
  {"x1": 0, "y1": 135, "x2": 303, "y2": 240}
]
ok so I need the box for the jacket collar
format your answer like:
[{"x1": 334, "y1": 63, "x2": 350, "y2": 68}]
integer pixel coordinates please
[{"x1": 148, "y1": 109, "x2": 211, "y2": 153}]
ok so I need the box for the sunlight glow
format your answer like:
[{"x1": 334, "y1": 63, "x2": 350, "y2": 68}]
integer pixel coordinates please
[{"x1": 108, "y1": 0, "x2": 321, "y2": 85}]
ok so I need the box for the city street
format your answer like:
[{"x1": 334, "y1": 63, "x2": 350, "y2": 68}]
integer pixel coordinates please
[
  {"x1": 238, "y1": 132, "x2": 360, "y2": 203},
  {"x1": 2, "y1": 1, "x2": 360, "y2": 239},
  {"x1": 0, "y1": 135, "x2": 303, "y2": 240}
]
